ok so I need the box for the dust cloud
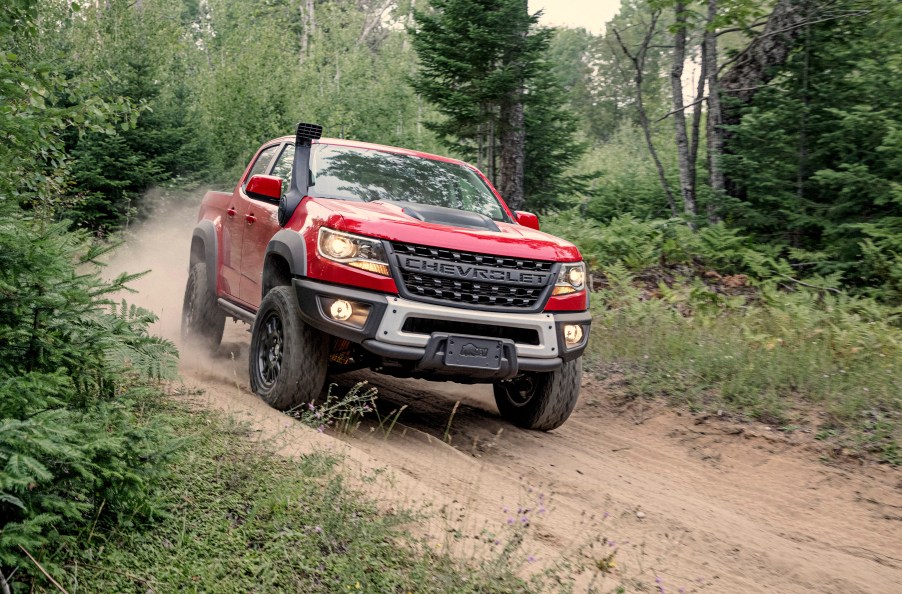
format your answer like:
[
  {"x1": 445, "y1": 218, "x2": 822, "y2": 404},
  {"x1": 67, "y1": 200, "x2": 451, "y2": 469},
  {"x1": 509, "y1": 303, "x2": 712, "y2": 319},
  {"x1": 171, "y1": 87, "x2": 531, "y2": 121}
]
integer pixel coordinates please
[
  {"x1": 104, "y1": 190, "x2": 249, "y2": 385},
  {"x1": 106, "y1": 195, "x2": 196, "y2": 341}
]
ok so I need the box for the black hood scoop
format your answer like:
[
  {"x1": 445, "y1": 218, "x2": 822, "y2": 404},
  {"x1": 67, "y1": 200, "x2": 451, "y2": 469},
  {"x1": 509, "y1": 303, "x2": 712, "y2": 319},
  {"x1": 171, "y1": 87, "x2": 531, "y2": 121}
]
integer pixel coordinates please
[{"x1": 395, "y1": 201, "x2": 500, "y2": 232}]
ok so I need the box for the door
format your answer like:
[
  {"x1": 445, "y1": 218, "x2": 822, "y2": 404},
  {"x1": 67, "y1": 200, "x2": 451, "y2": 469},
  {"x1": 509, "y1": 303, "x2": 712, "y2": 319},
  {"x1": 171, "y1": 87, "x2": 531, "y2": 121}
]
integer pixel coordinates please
[
  {"x1": 239, "y1": 143, "x2": 295, "y2": 308},
  {"x1": 221, "y1": 144, "x2": 280, "y2": 302}
]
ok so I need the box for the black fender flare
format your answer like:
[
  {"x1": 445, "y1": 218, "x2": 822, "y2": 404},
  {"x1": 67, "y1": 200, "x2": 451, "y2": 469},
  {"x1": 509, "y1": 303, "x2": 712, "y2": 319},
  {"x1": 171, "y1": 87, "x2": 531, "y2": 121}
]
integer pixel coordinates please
[
  {"x1": 265, "y1": 229, "x2": 308, "y2": 278},
  {"x1": 190, "y1": 220, "x2": 218, "y2": 297}
]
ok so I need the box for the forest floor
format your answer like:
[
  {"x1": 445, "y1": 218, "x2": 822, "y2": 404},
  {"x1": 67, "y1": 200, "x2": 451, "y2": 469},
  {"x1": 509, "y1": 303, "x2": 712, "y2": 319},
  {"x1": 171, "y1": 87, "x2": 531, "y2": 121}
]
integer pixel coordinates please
[{"x1": 106, "y1": 202, "x2": 902, "y2": 594}]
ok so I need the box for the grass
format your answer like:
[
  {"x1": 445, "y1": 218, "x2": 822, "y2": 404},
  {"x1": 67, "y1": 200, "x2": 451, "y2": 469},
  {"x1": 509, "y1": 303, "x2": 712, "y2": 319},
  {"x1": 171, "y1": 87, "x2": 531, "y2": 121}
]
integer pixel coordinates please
[
  {"x1": 39, "y1": 400, "x2": 560, "y2": 594},
  {"x1": 585, "y1": 271, "x2": 902, "y2": 464}
]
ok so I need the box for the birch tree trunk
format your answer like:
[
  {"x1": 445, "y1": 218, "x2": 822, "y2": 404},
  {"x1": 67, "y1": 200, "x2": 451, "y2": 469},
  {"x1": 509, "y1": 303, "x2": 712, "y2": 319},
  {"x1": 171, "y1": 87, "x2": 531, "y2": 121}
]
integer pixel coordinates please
[
  {"x1": 705, "y1": 0, "x2": 725, "y2": 221},
  {"x1": 670, "y1": 3, "x2": 696, "y2": 219},
  {"x1": 300, "y1": 0, "x2": 316, "y2": 58},
  {"x1": 689, "y1": 40, "x2": 706, "y2": 203},
  {"x1": 612, "y1": 13, "x2": 680, "y2": 218}
]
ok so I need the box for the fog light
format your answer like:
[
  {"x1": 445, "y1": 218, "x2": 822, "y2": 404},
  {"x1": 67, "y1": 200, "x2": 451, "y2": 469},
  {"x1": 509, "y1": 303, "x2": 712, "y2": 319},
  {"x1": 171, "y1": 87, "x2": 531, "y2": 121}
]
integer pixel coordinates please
[
  {"x1": 329, "y1": 299, "x2": 353, "y2": 321},
  {"x1": 563, "y1": 324, "x2": 584, "y2": 347},
  {"x1": 319, "y1": 296, "x2": 371, "y2": 329}
]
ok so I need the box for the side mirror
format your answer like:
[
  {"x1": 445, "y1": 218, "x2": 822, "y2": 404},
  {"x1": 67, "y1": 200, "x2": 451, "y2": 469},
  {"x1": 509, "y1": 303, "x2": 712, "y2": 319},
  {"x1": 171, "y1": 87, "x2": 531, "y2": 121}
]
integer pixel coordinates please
[
  {"x1": 246, "y1": 174, "x2": 283, "y2": 201},
  {"x1": 514, "y1": 211, "x2": 540, "y2": 231}
]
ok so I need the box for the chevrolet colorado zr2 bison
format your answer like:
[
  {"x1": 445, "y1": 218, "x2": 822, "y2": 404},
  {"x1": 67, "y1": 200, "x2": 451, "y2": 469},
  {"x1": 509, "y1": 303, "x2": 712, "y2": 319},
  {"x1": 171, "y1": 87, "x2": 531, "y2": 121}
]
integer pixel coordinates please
[{"x1": 182, "y1": 123, "x2": 591, "y2": 430}]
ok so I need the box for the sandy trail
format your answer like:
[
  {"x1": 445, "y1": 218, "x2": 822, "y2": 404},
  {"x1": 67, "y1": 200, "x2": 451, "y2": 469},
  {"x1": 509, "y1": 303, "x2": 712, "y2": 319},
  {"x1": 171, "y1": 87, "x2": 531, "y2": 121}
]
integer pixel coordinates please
[{"x1": 108, "y1": 201, "x2": 902, "y2": 593}]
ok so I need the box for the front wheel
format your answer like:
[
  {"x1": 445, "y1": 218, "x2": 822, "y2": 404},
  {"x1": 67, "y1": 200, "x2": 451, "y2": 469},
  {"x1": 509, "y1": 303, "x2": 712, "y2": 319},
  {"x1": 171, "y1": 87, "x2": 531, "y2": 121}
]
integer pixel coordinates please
[
  {"x1": 248, "y1": 286, "x2": 328, "y2": 410},
  {"x1": 493, "y1": 358, "x2": 582, "y2": 431}
]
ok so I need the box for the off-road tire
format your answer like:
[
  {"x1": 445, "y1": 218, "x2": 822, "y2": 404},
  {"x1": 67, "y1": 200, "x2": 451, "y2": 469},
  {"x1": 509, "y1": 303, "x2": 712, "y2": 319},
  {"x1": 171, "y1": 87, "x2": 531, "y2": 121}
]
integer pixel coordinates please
[
  {"x1": 248, "y1": 285, "x2": 328, "y2": 410},
  {"x1": 493, "y1": 358, "x2": 582, "y2": 431},
  {"x1": 181, "y1": 262, "x2": 226, "y2": 352}
]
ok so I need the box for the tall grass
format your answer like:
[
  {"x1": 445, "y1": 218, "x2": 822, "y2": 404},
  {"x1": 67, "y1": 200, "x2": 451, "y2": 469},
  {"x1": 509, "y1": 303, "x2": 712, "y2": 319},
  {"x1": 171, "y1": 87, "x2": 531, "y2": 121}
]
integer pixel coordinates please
[{"x1": 587, "y1": 265, "x2": 901, "y2": 462}]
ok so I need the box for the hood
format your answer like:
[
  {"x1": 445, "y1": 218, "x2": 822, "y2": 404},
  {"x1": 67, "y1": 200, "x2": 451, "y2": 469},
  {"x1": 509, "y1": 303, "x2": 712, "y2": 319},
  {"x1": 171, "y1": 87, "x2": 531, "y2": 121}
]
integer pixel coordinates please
[{"x1": 311, "y1": 198, "x2": 581, "y2": 262}]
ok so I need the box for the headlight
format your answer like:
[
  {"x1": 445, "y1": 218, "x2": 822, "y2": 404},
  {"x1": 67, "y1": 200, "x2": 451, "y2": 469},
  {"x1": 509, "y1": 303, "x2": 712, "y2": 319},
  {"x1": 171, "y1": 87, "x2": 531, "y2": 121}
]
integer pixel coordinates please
[
  {"x1": 553, "y1": 262, "x2": 586, "y2": 296},
  {"x1": 317, "y1": 228, "x2": 390, "y2": 276}
]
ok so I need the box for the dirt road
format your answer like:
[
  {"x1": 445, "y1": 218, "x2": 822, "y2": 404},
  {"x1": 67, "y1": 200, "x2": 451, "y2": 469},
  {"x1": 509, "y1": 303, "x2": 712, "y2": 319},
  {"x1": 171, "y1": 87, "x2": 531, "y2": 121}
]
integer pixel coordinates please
[{"x1": 110, "y1": 203, "x2": 902, "y2": 593}]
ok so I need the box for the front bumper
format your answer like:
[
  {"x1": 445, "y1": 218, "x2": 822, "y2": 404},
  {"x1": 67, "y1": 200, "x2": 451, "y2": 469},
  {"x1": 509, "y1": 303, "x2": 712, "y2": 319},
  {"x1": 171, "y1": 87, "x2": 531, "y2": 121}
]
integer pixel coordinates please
[{"x1": 294, "y1": 278, "x2": 590, "y2": 380}]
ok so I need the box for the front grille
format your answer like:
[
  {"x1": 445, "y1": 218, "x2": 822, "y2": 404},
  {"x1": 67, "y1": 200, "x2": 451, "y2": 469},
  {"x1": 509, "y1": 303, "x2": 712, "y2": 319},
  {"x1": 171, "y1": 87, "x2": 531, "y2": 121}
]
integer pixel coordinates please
[
  {"x1": 392, "y1": 243, "x2": 555, "y2": 272},
  {"x1": 390, "y1": 242, "x2": 556, "y2": 311},
  {"x1": 402, "y1": 317, "x2": 540, "y2": 345}
]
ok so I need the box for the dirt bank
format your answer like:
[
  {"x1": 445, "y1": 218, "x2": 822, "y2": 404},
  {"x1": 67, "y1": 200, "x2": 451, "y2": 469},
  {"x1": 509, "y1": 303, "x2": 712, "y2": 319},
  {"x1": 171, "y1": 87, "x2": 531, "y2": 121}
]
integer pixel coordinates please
[{"x1": 107, "y1": 199, "x2": 902, "y2": 593}]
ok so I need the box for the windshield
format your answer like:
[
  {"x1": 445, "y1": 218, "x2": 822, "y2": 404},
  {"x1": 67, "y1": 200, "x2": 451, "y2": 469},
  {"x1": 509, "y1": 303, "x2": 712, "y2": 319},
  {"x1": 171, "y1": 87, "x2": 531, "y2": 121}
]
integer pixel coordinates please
[{"x1": 309, "y1": 145, "x2": 509, "y2": 222}]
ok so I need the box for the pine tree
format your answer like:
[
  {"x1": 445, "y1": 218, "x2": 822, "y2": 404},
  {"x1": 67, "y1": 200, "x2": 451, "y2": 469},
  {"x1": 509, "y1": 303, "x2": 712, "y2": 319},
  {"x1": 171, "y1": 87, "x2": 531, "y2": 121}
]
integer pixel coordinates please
[
  {"x1": 409, "y1": 0, "x2": 586, "y2": 211},
  {"x1": 724, "y1": 0, "x2": 902, "y2": 296}
]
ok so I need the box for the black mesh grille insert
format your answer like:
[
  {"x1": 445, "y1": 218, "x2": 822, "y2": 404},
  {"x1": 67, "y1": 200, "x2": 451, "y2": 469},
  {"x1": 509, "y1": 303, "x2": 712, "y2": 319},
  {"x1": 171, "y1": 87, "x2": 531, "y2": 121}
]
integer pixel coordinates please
[
  {"x1": 392, "y1": 243, "x2": 554, "y2": 272},
  {"x1": 391, "y1": 242, "x2": 555, "y2": 310},
  {"x1": 401, "y1": 317, "x2": 540, "y2": 345}
]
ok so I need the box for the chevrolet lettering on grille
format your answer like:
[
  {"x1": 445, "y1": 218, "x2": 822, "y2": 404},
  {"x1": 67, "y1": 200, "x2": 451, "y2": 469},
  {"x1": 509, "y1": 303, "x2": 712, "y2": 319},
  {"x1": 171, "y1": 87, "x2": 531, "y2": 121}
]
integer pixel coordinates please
[{"x1": 401, "y1": 256, "x2": 552, "y2": 286}]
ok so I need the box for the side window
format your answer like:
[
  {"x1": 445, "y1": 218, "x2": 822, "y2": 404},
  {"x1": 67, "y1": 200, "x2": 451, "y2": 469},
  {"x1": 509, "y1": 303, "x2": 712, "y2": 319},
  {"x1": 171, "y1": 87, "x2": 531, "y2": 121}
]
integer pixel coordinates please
[
  {"x1": 270, "y1": 144, "x2": 295, "y2": 197},
  {"x1": 242, "y1": 145, "x2": 280, "y2": 190}
]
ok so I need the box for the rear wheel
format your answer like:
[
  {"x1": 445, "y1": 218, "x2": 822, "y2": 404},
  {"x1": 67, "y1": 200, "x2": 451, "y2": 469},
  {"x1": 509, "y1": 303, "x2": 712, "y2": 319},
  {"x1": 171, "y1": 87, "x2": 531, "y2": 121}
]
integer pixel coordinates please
[
  {"x1": 493, "y1": 358, "x2": 582, "y2": 431},
  {"x1": 248, "y1": 286, "x2": 327, "y2": 410},
  {"x1": 181, "y1": 262, "x2": 225, "y2": 352}
]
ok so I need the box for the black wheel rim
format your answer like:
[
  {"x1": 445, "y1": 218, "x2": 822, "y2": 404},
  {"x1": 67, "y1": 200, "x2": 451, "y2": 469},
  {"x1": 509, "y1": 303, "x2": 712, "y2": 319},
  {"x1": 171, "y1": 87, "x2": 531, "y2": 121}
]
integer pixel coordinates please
[
  {"x1": 256, "y1": 312, "x2": 284, "y2": 389},
  {"x1": 506, "y1": 375, "x2": 536, "y2": 407}
]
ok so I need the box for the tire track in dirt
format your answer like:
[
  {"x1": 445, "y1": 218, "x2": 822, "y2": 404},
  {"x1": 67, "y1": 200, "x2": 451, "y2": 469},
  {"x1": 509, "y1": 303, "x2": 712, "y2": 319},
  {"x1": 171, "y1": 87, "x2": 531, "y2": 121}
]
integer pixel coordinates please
[{"x1": 108, "y1": 202, "x2": 902, "y2": 594}]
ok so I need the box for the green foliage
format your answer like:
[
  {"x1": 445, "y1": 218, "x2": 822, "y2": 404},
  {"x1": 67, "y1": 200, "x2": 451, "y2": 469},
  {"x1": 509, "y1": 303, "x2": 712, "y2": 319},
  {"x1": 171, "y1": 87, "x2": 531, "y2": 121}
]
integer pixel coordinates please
[
  {"x1": 543, "y1": 212, "x2": 675, "y2": 270},
  {"x1": 576, "y1": 124, "x2": 678, "y2": 221},
  {"x1": 723, "y1": 0, "x2": 902, "y2": 300},
  {"x1": 410, "y1": 0, "x2": 588, "y2": 210},
  {"x1": 1, "y1": 5, "x2": 180, "y2": 586},
  {"x1": 56, "y1": 408, "x2": 556, "y2": 593},
  {"x1": 588, "y1": 270, "x2": 902, "y2": 463},
  {"x1": 410, "y1": 0, "x2": 547, "y2": 148},
  {"x1": 523, "y1": 64, "x2": 593, "y2": 212},
  {"x1": 196, "y1": 0, "x2": 439, "y2": 181},
  {"x1": 53, "y1": 0, "x2": 210, "y2": 231},
  {"x1": 0, "y1": 214, "x2": 180, "y2": 586}
]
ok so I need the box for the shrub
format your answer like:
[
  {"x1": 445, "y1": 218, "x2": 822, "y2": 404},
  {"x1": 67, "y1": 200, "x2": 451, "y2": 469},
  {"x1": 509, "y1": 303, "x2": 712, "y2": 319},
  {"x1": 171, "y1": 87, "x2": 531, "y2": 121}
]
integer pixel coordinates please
[
  {"x1": 587, "y1": 267, "x2": 902, "y2": 462},
  {"x1": 0, "y1": 212, "x2": 179, "y2": 586}
]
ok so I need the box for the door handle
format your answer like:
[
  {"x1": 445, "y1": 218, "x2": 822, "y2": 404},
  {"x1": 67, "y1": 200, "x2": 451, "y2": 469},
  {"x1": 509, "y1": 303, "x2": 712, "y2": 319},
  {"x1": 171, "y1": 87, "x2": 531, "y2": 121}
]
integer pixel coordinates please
[
  {"x1": 245, "y1": 214, "x2": 256, "y2": 224},
  {"x1": 227, "y1": 207, "x2": 237, "y2": 217}
]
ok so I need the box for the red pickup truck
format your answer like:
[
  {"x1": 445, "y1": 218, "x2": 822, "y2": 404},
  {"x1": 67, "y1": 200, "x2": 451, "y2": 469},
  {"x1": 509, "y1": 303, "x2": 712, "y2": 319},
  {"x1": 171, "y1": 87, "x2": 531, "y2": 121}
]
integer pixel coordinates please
[{"x1": 182, "y1": 124, "x2": 590, "y2": 430}]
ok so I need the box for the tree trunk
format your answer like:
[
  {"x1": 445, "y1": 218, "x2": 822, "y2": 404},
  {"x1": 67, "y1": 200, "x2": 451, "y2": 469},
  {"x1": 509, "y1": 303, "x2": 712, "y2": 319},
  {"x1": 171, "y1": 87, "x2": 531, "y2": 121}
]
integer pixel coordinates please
[
  {"x1": 670, "y1": 3, "x2": 696, "y2": 219},
  {"x1": 720, "y1": 0, "x2": 811, "y2": 127},
  {"x1": 796, "y1": 20, "x2": 811, "y2": 204},
  {"x1": 487, "y1": 114, "x2": 496, "y2": 187},
  {"x1": 719, "y1": 0, "x2": 812, "y2": 200},
  {"x1": 612, "y1": 15, "x2": 679, "y2": 218},
  {"x1": 499, "y1": 98, "x2": 525, "y2": 210},
  {"x1": 689, "y1": 39, "x2": 706, "y2": 203},
  {"x1": 705, "y1": 0, "x2": 724, "y2": 221},
  {"x1": 300, "y1": 0, "x2": 316, "y2": 58}
]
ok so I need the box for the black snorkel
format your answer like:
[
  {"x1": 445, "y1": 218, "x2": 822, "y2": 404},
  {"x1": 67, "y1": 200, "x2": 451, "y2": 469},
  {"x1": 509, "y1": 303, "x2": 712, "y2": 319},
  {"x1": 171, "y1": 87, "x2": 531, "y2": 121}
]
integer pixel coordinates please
[{"x1": 278, "y1": 122, "x2": 323, "y2": 227}]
